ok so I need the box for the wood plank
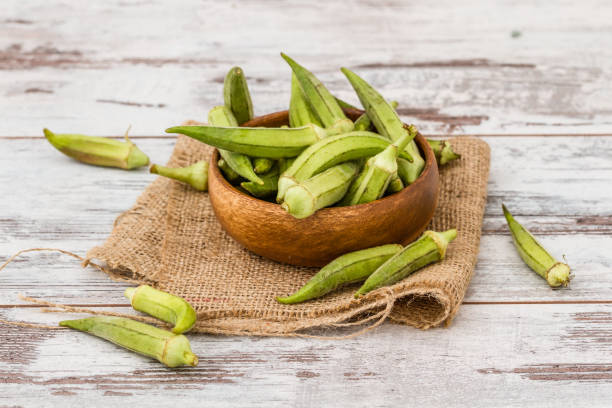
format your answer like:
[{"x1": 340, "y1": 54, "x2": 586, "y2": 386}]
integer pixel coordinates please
[
  {"x1": 1, "y1": 136, "x2": 611, "y2": 304},
  {"x1": 2, "y1": 0, "x2": 612, "y2": 136},
  {"x1": 1, "y1": 304, "x2": 612, "y2": 406}
]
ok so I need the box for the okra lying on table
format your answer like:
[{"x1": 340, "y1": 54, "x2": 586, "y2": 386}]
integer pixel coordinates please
[
  {"x1": 502, "y1": 204, "x2": 571, "y2": 287},
  {"x1": 43, "y1": 128, "x2": 149, "y2": 170},
  {"x1": 60, "y1": 316, "x2": 198, "y2": 368}
]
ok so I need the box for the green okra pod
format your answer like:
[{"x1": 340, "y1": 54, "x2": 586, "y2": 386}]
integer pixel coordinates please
[
  {"x1": 150, "y1": 161, "x2": 208, "y2": 191},
  {"x1": 341, "y1": 68, "x2": 425, "y2": 185},
  {"x1": 289, "y1": 73, "x2": 323, "y2": 128},
  {"x1": 43, "y1": 128, "x2": 149, "y2": 170},
  {"x1": 428, "y1": 139, "x2": 461, "y2": 166},
  {"x1": 355, "y1": 229, "x2": 457, "y2": 297},
  {"x1": 386, "y1": 173, "x2": 404, "y2": 194},
  {"x1": 281, "y1": 53, "x2": 353, "y2": 134},
  {"x1": 277, "y1": 157, "x2": 296, "y2": 174},
  {"x1": 352, "y1": 101, "x2": 460, "y2": 167},
  {"x1": 334, "y1": 97, "x2": 358, "y2": 110},
  {"x1": 341, "y1": 126, "x2": 417, "y2": 206},
  {"x1": 60, "y1": 316, "x2": 198, "y2": 368},
  {"x1": 277, "y1": 244, "x2": 403, "y2": 304},
  {"x1": 352, "y1": 100, "x2": 460, "y2": 167},
  {"x1": 166, "y1": 124, "x2": 328, "y2": 159},
  {"x1": 218, "y1": 159, "x2": 240, "y2": 182},
  {"x1": 502, "y1": 204, "x2": 571, "y2": 287},
  {"x1": 281, "y1": 162, "x2": 359, "y2": 219},
  {"x1": 125, "y1": 285, "x2": 197, "y2": 334},
  {"x1": 241, "y1": 164, "x2": 280, "y2": 198},
  {"x1": 276, "y1": 131, "x2": 413, "y2": 203},
  {"x1": 208, "y1": 106, "x2": 263, "y2": 185},
  {"x1": 223, "y1": 66, "x2": 254, "y2": 125},
  {"x1": 221, "y1": 68, "x2": 274, "y2": 179},
  {"x1": 253, "y1": 157, "x2": 275, "y2": 174},
  {"x1": 353, "y1": 100, "x2": 399, "y2": 131}
]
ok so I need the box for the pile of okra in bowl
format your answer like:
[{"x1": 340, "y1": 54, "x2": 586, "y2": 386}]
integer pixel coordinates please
[{"x1": 162, "y1": 53, "x2": 461, "y2": 267}]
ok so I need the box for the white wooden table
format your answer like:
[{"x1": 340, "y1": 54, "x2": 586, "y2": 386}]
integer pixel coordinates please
[{"x1": 2, "y1": 1, "x2": 612, "y2": 406}]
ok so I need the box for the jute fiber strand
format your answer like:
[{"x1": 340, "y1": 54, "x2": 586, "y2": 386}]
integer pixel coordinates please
[{"x1": 87, "y1": 132, "x2": 490, "y2": 336}]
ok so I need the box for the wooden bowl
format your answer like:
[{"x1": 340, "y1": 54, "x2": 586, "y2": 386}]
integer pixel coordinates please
[{"x1": 207, "y1": 108, "x2": 439, "y2": 267}]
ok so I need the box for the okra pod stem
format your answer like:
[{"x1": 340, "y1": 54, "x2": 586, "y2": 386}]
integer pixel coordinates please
[
  {"x1": 277, "y1": 244, "x2": 403, "y2": 304},
  {"x1": 125, "y1": 285, "x2": 197, "y2": 334},
  {"x1": 150, "y1": 161, "x2": 208, "y2": 191},
  {"x1": 355, "y1": 229, "x2": 457, "y2": 297},
  {"x1": 502, "y1": 204, "x2": 571, "y2": 287},
  {"x1": 43, "y1": 128, "x2": 149, "y2": 170},
  {"x1": 60, "y1": 316, "x2": 198, "y2": 368},
  {"x1": 281, "y1": 53, "x2": 353, "y2": 134},
  {"x1": 208, "y1": 106, "x2": 263, "y2": 185},
  {"x1": 281, "y1": 162, "x2": 359, "y2": 219},
  {"x1": 428, "y1": 139, "x2": 461, "y2": 166},
  {"x1": 223, "y1": 66, "x2": 254, "y2": 125},
  {"x1": 341, "y1": 126, "x2": 416, "y2": 205},
  {"x1": 166, "y1": 124, "x2": 328, "y2": 159},
  {"x1": 289, "y1": 73, "x2": 323, "y2": 128}
]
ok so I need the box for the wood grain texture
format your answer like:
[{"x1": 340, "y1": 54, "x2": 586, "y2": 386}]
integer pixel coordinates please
[
  {"x1": 1, "y1": 304, "x2": 612, "y2": 407},
  {"x1": 208, "y1": 110, "x2": 439, "y2": 266},
  {"x1": 2, "y1": 0, "x2": 612, "y2": 405},
  {"x1": 1, "y1": 136, "x2": 611, "y2": 304},
  {"x1": 1, "y1": 0, "x2": 612, "y2": 136}
]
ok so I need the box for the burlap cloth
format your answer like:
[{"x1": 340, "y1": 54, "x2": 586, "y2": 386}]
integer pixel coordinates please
[{"x1": 87, "y1": 134, "x2": 490, "y2": 336}]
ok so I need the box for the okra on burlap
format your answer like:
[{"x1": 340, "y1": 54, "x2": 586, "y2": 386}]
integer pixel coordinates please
[{"x1": 87, "y1": 131, "x2": 490, "y2": 336}]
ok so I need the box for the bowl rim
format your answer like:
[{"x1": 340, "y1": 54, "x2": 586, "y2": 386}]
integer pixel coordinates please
[{"x1": 209, "y1": 108, "x2": 438, "y2": 213}]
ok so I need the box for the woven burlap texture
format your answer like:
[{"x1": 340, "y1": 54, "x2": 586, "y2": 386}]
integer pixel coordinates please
[{"x1": 87, "y1": 134, "x2": 490, "y2": 336}]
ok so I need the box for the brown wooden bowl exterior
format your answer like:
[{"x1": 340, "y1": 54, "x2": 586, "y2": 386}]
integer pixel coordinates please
[{"x1": 207, "y1": 109, "x2": 439, "y2": 267}]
